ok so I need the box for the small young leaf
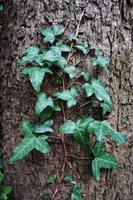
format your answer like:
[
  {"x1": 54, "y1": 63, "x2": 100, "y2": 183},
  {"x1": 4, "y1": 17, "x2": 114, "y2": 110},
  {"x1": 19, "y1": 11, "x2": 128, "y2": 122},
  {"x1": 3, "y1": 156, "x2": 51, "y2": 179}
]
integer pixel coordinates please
[
  {"x1": 34, "y1": 120, "x2": 53, "y2": 134},
  {"x1": 20, "y1": 46, "x2": 39, "y2": 65},
  {"x1": 92, "y1": 56, "x2": 110, "y2": 74},
  {"x1": 68, "y1": 34, "x2": 78, "y2": 42},
  {"x1": 54, "y1": 87, "x2": 78, "y2": 108},
  {"x1": 75, "y1": 41, "x2": 89, "y2": 54},
  {"x1": 64, "y1": 175, "x2": 73, "y2": 182},
  {"x1": 53, "y1": 26, "x2": 64, "y2": 36},
  {"x1": 71, "y1": 186, "x2": 84, "y2": 200},
  {"x1": 22, "y1": 67, "x2": 52, "y2": 93},
  {"x1": 64, "y1": 65, "x2": 77, "y2": 79},
  {"x1": 46, "y1": 176, "x2": 56, "y2": 184},
  {"x1": 83, "y1": 79, "x2": 112, "y2": 113},
  {"x1": 42, "y1": 28, "x2": 55, "y2": 43},
  {"x1": 43, "y1": 50, "x2": 67, "y2": 69},
  {"x1": 59, "y1": 120, "x2": 77, "y2": 134},
  {"x1": 88, "y1": 120, "x2": 126, "y2": 144},
  {"x1": 42, "y1": 26, "x2": 64, "y2": 44},
  {"x1": 35, "y1": 93, "x2": 54, "y2": 115},
  {"x1": 92, "y1": 153, "x2": 119, "y2": 181},
  {"x1": 55, "y1": 41, "x2": 71, "y2": 52}
]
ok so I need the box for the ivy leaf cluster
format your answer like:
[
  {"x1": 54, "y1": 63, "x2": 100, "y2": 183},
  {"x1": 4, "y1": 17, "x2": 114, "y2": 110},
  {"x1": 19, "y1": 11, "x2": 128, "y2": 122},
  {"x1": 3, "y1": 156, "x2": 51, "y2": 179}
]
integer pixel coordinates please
[{"x1": 9, "y1": 25, "x2": 126, "y2": 184}]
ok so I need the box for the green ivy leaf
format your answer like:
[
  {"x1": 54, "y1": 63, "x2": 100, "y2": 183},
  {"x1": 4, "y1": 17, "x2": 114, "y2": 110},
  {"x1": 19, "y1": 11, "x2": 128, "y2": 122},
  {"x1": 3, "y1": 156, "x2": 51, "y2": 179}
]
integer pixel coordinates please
[
  {"x1": 46, "y1": 176, "x2": 56, "y2": 184},
  {"x1": 88, "y1": 120, "x2": 126, "y2": 144},
  {"x1": 64, "y1": 175, "x2": 73, "y2": 182},
  {"x1": 55, "y1": 40, "x2": 71, "y2": 52},
  {"x1": 71, "y1": 186, "x2": 84, "y2": 200},
  {"x1": 68, "y1": 34, "x2": 78, "y2": 42},
  {"x1": 53, "y1": 26, "x2": 64, "y2": 36},
  {"x1": 92, "y1": 56, "x2": 110, "y2": 74},
  {"x1": 8, "y1": 134, "x2": 50, "y2": 164},
  {"x1": 64, "y1": 65, "x2": 77, "y2": 79},
  {"x1": 60, "y1": 118, "x2": 93, "y2": 152},
  {"x1": 22, "y1": 67, "x2": 52, "y2": 93},
  {"x1": 54, "y1": 87, "x2": 78, "y2": 108},
  {"x1": 92, "y1": 153, "x2": 119, "y2": 181},
  {"x1": 42, "y1": 28, "x2": 55, "y2": 43},
  {"x1": 34, "y1": 120, "x2": 53, "y2": 134},
  {"x1": 59, "y1": 118, "x2": 93, "y2": 135},
  {"x1": 1, "y1": 186, "x2": 12, "y2": 196},
  {"x1": 75, "y1": 41, "x2": 89, "y2": 54},
  {"x1": 43, "y1": 50, "x2": 67, "y2": 69},
  {"x1": 59, "y1": 120, "x2": 78, "y2": 134},
  {"x1": 42, "y1": 26, "x2": 64, "y2": 44},
  {"x1": 83, "y1": 79, "x2": 112, "y2": 113},
  {"x1": 35, "y1": 92, "x2": 54, "y2": 115},
  {"x1": 20, "y1": 46, "x2": 40, "y2": 65}
]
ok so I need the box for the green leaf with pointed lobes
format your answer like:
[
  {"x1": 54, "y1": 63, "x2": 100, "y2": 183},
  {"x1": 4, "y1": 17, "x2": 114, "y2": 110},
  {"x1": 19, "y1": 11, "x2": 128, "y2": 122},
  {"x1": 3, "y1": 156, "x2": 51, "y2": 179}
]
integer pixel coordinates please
[
  {"x1": 22, "y1": 67, "x2": 52, "y2": 93},
  {"x1": 92, "y1": 56, "x2": 110, "y2": 74},
  {"x1": 88, "y1": 120, "x2": 126, "y2": 144},
  {"x1": 54, "y1": 87, "x2": 78, "y2": 108},
  {"x1": 75, "y1": 41, "x2": 89, "y2": 54},
  {"x1": 83, "y1": 79, "x2": 112, "y2": 114},
  {"x1": 20, "y1": 46, "x2": 40, "y2": 65},
  {"x1": 35, "y1": 92, "x2": 54, "y2": 115},
  {"x1": 42, "y1": 26, "x2": 64, "y2": 44},
  {"x1": 92, "y1": 153, "x2": 118, "y2": 181},
  {"x1": 63, "y1": 65, "x2": 77, "y2": 79},
  {"x1": 34, "y1": 120, "x2": 53, "y2": 134}
]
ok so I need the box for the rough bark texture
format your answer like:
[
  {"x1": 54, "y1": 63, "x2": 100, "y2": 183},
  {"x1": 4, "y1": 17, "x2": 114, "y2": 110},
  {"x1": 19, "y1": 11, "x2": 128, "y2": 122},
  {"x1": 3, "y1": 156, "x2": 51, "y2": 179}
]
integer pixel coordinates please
[{"x1": 0, "y1": 0, "x2": 133, "y2": 200}]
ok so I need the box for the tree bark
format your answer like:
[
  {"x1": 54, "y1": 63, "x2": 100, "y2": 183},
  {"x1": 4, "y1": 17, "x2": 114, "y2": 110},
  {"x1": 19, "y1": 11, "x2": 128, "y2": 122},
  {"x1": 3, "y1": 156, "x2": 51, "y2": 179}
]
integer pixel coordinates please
[{"x1": 0, "y1": 0, "x2": 132, "y2": 200}]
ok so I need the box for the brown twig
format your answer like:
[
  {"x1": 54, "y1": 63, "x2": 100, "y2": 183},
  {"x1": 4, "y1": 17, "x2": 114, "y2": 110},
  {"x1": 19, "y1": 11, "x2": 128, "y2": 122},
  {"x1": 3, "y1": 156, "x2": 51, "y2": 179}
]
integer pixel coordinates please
[{"x1": 68, "y1": 154, "x2": 92, "y2": 160}]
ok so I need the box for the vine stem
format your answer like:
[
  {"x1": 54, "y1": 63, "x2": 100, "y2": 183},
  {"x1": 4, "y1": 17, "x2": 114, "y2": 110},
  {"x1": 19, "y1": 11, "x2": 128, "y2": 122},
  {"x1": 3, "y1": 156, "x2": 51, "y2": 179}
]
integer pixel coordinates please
[{"x1": 51, "y1": 2, "x2": 89, "y2": 199}]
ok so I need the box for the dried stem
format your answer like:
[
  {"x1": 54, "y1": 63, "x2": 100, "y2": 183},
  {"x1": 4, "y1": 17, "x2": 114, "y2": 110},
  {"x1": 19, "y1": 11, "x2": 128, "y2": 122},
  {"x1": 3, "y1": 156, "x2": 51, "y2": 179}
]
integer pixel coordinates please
[{"x1": 68, "y1": 154, "x2": 92, "y2": 160}]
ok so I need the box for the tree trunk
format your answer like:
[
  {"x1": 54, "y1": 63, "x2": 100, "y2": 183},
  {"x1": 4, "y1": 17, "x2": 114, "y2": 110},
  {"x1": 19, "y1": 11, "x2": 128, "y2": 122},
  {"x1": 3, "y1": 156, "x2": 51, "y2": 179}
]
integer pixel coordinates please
[{"x1": 0, "y1": 0, "x2": 132, "y2": 200}]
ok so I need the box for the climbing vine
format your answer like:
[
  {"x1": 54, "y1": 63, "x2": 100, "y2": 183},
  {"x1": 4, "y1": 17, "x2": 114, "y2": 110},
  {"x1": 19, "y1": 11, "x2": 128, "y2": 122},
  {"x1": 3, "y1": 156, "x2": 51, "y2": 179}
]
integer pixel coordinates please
[{"x1": 8, "y1": 25, "x2": 126, "y2": 199}]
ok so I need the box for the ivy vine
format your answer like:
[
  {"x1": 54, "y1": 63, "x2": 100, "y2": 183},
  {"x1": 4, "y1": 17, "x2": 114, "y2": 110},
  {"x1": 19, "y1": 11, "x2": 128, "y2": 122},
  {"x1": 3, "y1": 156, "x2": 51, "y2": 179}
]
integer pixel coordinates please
[{"x1": 8, "y1": 25, "x2": 126, "y2": 199}]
